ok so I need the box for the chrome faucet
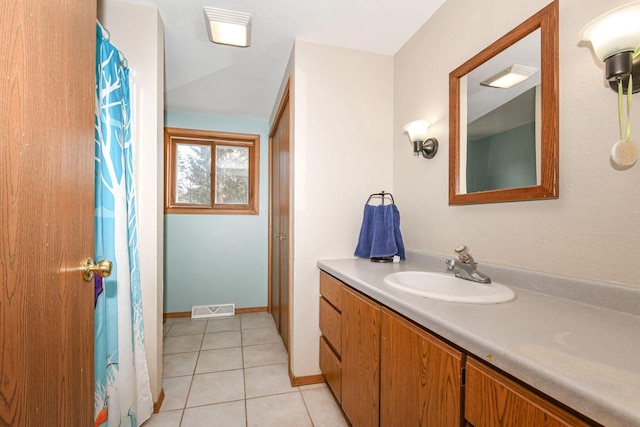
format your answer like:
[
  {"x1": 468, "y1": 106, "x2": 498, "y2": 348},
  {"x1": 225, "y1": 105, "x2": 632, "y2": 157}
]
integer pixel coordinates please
[{"x1": 446, "y1": 245, "x2": 491, "y2": 284}]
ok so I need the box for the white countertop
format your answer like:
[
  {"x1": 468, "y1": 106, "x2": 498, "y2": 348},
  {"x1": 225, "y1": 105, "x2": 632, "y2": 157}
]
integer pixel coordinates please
[{"x1": 317, "y1": 258, "x2": 640, "y2": 427}]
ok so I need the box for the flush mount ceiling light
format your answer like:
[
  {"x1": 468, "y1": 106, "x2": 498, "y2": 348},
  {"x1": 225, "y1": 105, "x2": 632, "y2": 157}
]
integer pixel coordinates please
[
  {"x1": 203, "y1": 6, "x2": 251, "y2": 48},
  {"x1": 480, "y1": 64, "x2": 538, "y2": 89}
]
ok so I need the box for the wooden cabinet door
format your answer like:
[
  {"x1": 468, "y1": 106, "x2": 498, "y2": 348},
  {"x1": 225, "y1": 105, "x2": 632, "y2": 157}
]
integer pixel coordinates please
[
  {"x1": 380, "y1": 309, "x2": 464, "y2": 427},
  {"x1": 465, "y1": 357, "x2": 591, "y2": 427},
  {"x1": 342, "y1": 286, "x2": 380, "y2": 427}
]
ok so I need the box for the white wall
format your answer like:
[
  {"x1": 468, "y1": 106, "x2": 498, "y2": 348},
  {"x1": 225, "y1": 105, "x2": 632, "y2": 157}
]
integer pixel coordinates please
[
  {"x1": 394, "y1": 0, "x2": 640, "y2": 287},
  {"x1": 98, "y1": 0, "x2": 165, "y2": 403},
  {"x1": 286, "y1": 41, "x2": 394, "y2": 377},
  {"x1": 277, "y1": 0, "x2": 640, "y2": 380}
]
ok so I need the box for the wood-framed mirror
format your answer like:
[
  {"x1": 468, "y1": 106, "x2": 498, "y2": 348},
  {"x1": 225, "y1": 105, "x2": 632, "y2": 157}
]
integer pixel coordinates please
[{"x1": 449, "y1": 1, "x2": 558, "y2": 205}]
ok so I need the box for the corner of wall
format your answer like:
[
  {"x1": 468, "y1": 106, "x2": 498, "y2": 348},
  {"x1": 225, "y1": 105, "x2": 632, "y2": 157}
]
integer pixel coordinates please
[
  {"x1": 289, "y1": 41, "x2": 394, "y2": 378},
  {"x1": 98, "y1": 0, "x2": 165, "y2": 404},
  {"x1": 270, "y1": 45, "x2": 295, "y2": 127}
]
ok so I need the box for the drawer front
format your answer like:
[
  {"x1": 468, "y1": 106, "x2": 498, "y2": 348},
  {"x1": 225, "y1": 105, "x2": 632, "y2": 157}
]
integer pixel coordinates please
[
  {"x1": 319, "y1": 297, "x2": 342, "y2": 355},
  {"x1": 320, "y1": 271, "x2": 343, "y2": 310},
  {"x1": 319, "y1": 336, "x2": 341, "y2": 403}
]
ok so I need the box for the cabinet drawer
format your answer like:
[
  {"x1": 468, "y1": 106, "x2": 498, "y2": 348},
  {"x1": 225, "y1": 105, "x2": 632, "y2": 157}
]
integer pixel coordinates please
[
  {"x1": 465, "y1": 357, "x2": 591, "y2": 427},
  {"x1": 319, "y1": 297, "x2": 342, "y2": 355},
  {"x1": 320, "y1": 336, "x2": 342, "y2": 403},
  {"x1": 320, "y1": 271, "x2": 343, "y2": 310}
]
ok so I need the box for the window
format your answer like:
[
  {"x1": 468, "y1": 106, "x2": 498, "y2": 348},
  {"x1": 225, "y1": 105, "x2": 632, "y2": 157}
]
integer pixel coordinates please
[{"x1": 165, "y1": 127, "x2": 259, "y2": 214}]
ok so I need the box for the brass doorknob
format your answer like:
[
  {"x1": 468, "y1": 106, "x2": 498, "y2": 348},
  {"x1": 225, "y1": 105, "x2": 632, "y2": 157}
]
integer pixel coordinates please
[{"x1": 82, "y1": 258, "x2": 113, "y2": 282}]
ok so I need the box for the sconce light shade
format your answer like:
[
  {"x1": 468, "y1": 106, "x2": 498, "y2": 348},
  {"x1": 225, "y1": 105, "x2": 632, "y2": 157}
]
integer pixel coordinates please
[
  {"x1": 403, "y1": 120, "x2": 430, "y2": 142},
  {"x1": 580, "y1": 1, "x2": 640, "y2": 91},
  {"x1": 204, "y1": 6, "x2": 252, "y2": 47},
  {"x1": 579, "y1": 1, "x2": 640, "y2": 61},
  {"x1": 403, "y1": 120, "x2": 438, "y2": 159}
]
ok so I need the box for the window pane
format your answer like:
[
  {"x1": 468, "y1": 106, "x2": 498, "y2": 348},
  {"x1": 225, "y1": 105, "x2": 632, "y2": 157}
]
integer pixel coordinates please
[
  {"x1": 215, "y1": 145, "x2": 249, "y2": 204},
  {"x1": 176, "y1": 143, "x2": 211, "y2": 205}
]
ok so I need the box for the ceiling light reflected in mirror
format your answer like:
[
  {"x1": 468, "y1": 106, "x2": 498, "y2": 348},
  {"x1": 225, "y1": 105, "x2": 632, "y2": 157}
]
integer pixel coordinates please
[{"x1": 480, "y1": 64, "x2": 538, "y2": 89}]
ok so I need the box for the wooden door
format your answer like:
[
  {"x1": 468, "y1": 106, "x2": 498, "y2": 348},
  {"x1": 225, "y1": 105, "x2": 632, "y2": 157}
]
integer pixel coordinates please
[
  {"x1": 269, "y1": 81, "x2": 291, "y2": 351},
  {"x1": 380, "y1": 308, "x2": 463, "y2": 426},
  {"x1": 342, "y1": 286, "x2": 380, "y2": 427},
  {"x1": 277, "y1": 97, "x2": 290, "y2": 352},
  {"x1": 270, "y1": 130, "x2": 281, "y2": 328},
  {"x1": 0, "y1": 0, "x2": 96, "y2": 425},
  {"x1": 465, "y1": 357, "x2": 591, "y2": 427}
]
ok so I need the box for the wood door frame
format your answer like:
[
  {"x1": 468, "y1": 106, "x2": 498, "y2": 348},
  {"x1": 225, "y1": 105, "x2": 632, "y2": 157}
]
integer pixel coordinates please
[{"x1": 268, "y1": 77, "x2": 292, "y2": 356}]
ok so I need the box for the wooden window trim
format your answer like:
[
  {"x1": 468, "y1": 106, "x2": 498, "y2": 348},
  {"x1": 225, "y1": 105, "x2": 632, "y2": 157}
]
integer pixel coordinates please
[{"x1": 164, "y1": 127, "x2": 259, "y2": 215}]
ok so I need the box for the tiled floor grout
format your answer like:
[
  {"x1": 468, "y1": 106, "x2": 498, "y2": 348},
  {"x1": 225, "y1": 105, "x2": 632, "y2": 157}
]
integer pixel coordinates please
[{"x1": 144, "y1": 312, "x2": 347, "y2": 427}]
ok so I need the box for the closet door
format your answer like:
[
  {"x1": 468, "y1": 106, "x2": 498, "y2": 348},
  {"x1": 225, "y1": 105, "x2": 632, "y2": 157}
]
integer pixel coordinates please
[
  {"x1": 270, "y1": 131, "x2": 282, "y2": 329},
  {"x1": 269, "y1": 81, "x2": 291, "y2": 351}
]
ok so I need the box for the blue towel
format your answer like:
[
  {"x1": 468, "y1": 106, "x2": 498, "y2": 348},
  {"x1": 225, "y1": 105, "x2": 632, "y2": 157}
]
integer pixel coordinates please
[{"x1": 354, "y1": 204, "x2": 405, "y2": 260}]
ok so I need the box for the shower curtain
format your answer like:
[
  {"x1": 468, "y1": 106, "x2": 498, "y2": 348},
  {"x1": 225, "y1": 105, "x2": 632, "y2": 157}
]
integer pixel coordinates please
[{"x1": 94, "y1": 23, "x2": 152, "y2": 427}]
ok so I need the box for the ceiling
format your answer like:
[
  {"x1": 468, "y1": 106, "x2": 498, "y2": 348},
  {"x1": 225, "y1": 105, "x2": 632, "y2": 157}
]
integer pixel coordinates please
[{"x1": 125, "y1": 0, "x2": 447, "y2": 120}]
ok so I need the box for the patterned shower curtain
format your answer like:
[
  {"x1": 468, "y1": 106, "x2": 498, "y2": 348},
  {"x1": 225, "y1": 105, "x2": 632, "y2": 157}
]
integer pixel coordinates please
[{"x1": 94, "y1": 23, "x2": 152, "y2": 427}]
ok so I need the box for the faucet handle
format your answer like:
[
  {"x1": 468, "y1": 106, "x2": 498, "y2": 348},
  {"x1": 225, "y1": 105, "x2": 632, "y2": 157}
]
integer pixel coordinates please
[
  {"x1": 454, "y1": 245, "x2": 474, "y2": 263},
  {"x1": 445, "y1": 259, "x2": 455, "y2": 270}
]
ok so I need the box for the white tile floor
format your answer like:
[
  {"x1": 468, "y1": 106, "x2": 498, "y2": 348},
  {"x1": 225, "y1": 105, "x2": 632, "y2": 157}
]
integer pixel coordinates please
[{"x1": 143, "y1": 312, "x2": 348, "y2": 427}]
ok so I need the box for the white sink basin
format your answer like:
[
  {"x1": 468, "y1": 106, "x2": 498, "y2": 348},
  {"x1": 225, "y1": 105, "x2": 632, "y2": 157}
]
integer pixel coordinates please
[{"x1": 383, "y1": 271, "x2": 515, "y2": 304}]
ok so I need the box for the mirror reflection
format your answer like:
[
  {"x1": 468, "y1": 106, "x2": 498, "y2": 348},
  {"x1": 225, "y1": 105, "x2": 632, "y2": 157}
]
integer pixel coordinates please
[
  {"x1": 461, "y1": 30, "x2": 541, "y2": 194},
  {"x1": 449, "y1": 2, "x2": 558, "y2": 205}
]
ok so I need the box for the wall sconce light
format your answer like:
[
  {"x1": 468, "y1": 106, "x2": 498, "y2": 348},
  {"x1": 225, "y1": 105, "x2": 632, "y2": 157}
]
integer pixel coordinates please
[
  {"x1": 203, "y1": 7, "x2": 252, "y2": 48},
  {"x1": 580, "y1": 1, "x2": 640, "y2": 168},
  {"x1": 579, "y1": 1, "x2": 640, "y2": 94},
  {"x1": 403, "y1": 120, "x2": 438, "y2": 159}
]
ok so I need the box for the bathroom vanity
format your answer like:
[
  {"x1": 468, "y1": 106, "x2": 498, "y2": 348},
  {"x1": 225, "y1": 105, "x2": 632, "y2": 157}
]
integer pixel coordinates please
[{"x1": 318, "y1": 256, "x2": 640, "y2": 427}]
